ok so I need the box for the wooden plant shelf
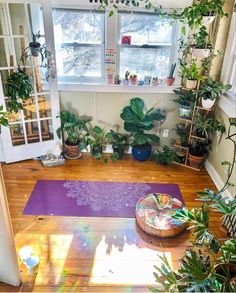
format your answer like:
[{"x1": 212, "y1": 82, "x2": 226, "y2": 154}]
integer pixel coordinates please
[
  {"x1": 195, "y1": 106, "x2": 212, "y2": 112},
  {"x1": 178, "y1": 117, "x2": 193, "y2": 123},
  {"x1": 190, "y1": 135, "x2": 206, "y2": 141},
  {"x1": 173, "y1": 144, "x2": 188, "y2": 150},
  {"x1": 173, "y1": 161, "x2": 202, "y2": 171}
]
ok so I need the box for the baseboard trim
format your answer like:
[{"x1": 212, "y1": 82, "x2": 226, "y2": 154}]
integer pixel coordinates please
[{"x1": 204, "y1": 159, "x2": 233, "y2": 200}]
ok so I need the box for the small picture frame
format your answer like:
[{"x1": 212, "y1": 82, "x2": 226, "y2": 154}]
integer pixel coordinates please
[{"x1": 121, "y1": 36, "x2": 131, "y2": 45}]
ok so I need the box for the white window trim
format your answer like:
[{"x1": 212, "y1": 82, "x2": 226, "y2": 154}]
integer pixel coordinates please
[{"x1": 219, "y1": 4, "x2": 236, "y2": 117}]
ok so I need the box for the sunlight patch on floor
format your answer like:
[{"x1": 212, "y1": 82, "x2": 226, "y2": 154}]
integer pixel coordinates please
[{"x1": 90, "y1": 235, "x2": 172, "y2": 285}]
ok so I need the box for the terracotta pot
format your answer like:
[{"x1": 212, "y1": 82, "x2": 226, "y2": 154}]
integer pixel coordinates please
[
  {"x1": 166, "y1": 77, "x2": 175, "y2": 86},
  {"x1": 201, "y1": 97, "x2": 216, "y2": 109},
  {"x1": 130, "y1": 77, "x2": 137, "y2": 85},
  {"x1": 188, "y1": 153, "x2": 205, "y2": 169},
  {"x1": 185, "y1": 79, "x2": 198, "y2": 90},
  {"x1": 64, "y1": 142, "x2": 81, "y2": 159}
]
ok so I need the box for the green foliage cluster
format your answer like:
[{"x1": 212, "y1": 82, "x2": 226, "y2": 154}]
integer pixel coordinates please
[
  {"x1": 106, "y1": 129, "x2": 129, "y2": 161},
  {"x1": 151, "y1": 145, "x2": 177, "y2": 165},
  {"x1": 173, "y1": 89, "x2": 196, "y2": 107},
  {"x1": 87, "y1": 126, "x2": 108, "y2": 160},
  {"x1": 5, "y1": 68, "x2": 33, "y2": 113},
  {"x1": 0, "y1": 105, "x2": 8, "y2": 132},
  {"x1": 120, "y1": 97, "x2": 166, "y2": 146}
]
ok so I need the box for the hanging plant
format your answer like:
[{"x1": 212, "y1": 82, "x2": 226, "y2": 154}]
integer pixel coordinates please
[
  {"x1": 21, "y1": 31, "x2": 56, "y2": 80},
  {"x1": 5, "y1": 68, "x2": 33, "y2": 113}
]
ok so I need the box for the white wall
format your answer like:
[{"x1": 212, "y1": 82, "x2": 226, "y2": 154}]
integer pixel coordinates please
[{"x1": 0, "y1": 167, "x2": 21, "y2": 286}]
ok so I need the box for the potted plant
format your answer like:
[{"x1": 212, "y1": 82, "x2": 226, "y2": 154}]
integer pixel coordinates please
[
  {"x1": 166, "y1": 63, "x2": 176, "y2": 86},
  {"x1": 151, "y1": 145, "x2": 177, "y2": 165},
  {"x1": 176, "y1": 149, "x2": 187, "y2": 164},
  {"x1": 87, "y1": 126, "x2": 107, "y2": 160},
  {"x1": 123, "y1": 71, "x2": 130, "y2": 86},
  {"x1": 191, "y1": 26, "x2": 213, "y2": 58},
  {"x1": 120, "y1": 97, "x2": 166, "y2": 161},
  {"x1": 114, "y1": 75, "x2": 121, "y2": 85},
  {"x1": 193, "y1": 115, "x2": 225, "y2": 139},
  {"x1": 180, "y1": 61, "x2": 203, "y2": 90},
  {"x1": 130, "y1": 74, "x2": 137, "y2": 85},
  {"x1": 106, "y1": 129, "x2": 129, "y2": 161},
  {"x1": 21, "y1": 31, "x2": 52, "y2": 66},
  {"x1": 174, "y1": 123, "x2": 189, "y2": 146},
  {"x1": 198, "y1": 77, "x2": 232, "y2": 109},
  {"x1": 5, "y1": 68, "x2": 33, "y2": 113},
  {"x1": 173, "y1": 88, "x2": 196, "y2": 119},
  {"x1": 56, "y1": 111, "x2": 91, "y2": 159},
  {"x1": 188, "y1": 140, "x2": 209, "y2": 169}
]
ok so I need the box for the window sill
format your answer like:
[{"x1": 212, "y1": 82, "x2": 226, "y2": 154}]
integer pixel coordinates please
[
  {"x1": 58, "y1": 83, "x2": 180, "y2": 93},
  {"x1": 218, "y1": 94, "x2": 236, "y2": 118}
]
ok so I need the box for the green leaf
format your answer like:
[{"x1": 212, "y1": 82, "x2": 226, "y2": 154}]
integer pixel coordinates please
[
  {"x1": 108, "y1": 10, "x2": 114, "y2": 17},
  {"x1": 130, "y1": 97, "x2": 145, "y2": 120}
]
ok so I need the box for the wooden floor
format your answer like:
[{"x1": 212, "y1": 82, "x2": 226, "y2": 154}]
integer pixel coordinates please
[{"x1": 0, "y1": 154, "x2": 227, "y2": 292}]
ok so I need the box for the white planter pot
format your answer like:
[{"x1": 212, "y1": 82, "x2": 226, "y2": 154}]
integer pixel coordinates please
[
  {"x1": 201, "y1": 98, "x2": 216, "y2": 109},
  {"x1": 202, "y1": 15, "x2": 215, "y2": 25},
  {"x1": 191, "y1": 48, "x2": 211, "y2": 58},
  {"x1": 185, "y1": 79, "x2": 198, "y2": 90}
]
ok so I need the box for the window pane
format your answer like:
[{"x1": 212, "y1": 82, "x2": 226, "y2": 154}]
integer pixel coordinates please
[
  {"x1": 120, "y1": 47, "x2": 171, "y2": 78},
  {"x1": 10, "y1": 124, "x2": 25, "y2": 146},
  {"x1": 120, "y1": 13, "x2": 173, "y2": 45},
  {"x1": 53, "y1": 9, "x2": 104, "y2": 44},
  {"x1": 56, "y1": 46, "x2": 102, "y2": 77}
]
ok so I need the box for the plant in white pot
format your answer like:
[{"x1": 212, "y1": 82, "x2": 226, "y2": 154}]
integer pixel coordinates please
[
  {"x1": 198, "y1": 77, "x2": 231, "y2": 109},
  {"x1": 191, "y1": 26, "x2": 213, "y2": 58},
  {"x1": 180, "y1": 61, "x2": 203, "y2": 90}
]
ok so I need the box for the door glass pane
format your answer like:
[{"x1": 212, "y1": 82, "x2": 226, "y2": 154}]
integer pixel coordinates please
[
  {"x1": 0, "y1": 38, "x2": 11, "y2": 67},
  {"x1": 23, "y1": 97, "x2": 37, "y2": 120},
  {"x1": 38, "y1": 95, "x2": 52, "y2": 118},
  {"x1": 26, "y1": 121, "x2": 40, "y2": 144},
  {"x1": 0, "y1": 3, "x2": 9, "y2": 35},
  {"x1": 0, "y1": 70, "x2": 9, "y2": 95},
  {"x1": 14, "y1": 37, "x2": 31, "y2": 66},
  {"x1": 10, "y1": 124, "x2": 25, "y2": 146},
  {"x1": 29, "y1": 4, "x2": 45, "y2": 36},
  {"x1": 7, "y1": 107, "x2": 22, "y2": 123},
  {"x1": 41, "y1": 119, "x2": 54, "y2": 141},
  {"x1": 9, "y1": 3, "x2": 28, "y2": 35}
]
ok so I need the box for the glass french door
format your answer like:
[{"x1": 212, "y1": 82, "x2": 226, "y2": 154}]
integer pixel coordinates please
[{"x1": 0, "y1": 1, "x2": 60, "y2": 163}]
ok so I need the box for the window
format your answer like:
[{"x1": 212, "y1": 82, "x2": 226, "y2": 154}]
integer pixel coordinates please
[
  {"x1": 118, "y1": 12, "x2": 176, "y2": 78},
  {"x1": 52, "y1": 8, "x2": 105, "y2": 83}
]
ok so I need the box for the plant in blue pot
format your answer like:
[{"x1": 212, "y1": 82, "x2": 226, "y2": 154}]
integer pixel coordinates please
[{"x1": 120, "y1": 97, "x2": 166, "y2": 161}]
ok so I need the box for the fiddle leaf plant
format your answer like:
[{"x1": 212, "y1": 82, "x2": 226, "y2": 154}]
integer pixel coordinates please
[{"x1": 120, "y1": 97, "x2": 166, "y2": 147}]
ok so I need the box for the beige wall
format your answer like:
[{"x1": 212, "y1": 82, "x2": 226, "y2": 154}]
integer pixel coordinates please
[
  {"x1": 59, "y1": 91, "x2": 179, "y2": 145},
  {"x1": 208, "y1": 107, "x2": 236, "y2": 197}
]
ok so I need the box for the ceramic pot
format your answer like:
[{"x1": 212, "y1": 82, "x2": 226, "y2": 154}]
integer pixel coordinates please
[
  {"x1": 188, "y1": 153, "x2": 205, "y2": 169},
  {"x1": 176, "y1": 150, "x2": 186, "y2": 164},
  {"x1": 123, "y1": 79, "x2": 130, "y2": 86},
  {"x1": 179, "y1": 104, "x2": 192, "y2": 119},
  {"x1": 30, "y1": 42, "x2": 41, "y2": 57},
  {"x1": 185, "y1": 79, "x2": 198, "y2": 90},
  {"x1": 166, "y1": 77, "x2": 175, "y2": 86},
  {"x1": 132, "y1": 143, "x2": 152, "y2": 161},
  {"x1": 201, "y1": 97, "x2": 216, "y2": 109},
  {"x1": 113, "y1": 147, "x2": 124, "y2": 160},
  {"x1": 64, "y1": 141, "x2": 81, "y2": 159},
  {"x1": 130, "y1": 77, "x2": 137, "y2": 85},
  {"x1": 202, "y1": 15, "x2": 215, "y2": 25},
  {"x1": 107, "y1": 74, "x2": 114, "y2": 84},
  {"x1": 191, "y1": 48, "x2": 211, "y2": 58}
]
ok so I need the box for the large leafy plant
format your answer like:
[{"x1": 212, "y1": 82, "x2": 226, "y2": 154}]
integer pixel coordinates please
[
  {"x1": 193, "y1": 114, "x2": 225, "y2": 138},
  {"x1": 151, "y1": 145, "x2": 177, "y2": 165},
  {"x1": 120, "y1": 97, "x2": 165, "y2": 146},
  {"x1": 152, "y1": 118, "x2": 236, "y2": 292},
  {"x1": 198, "y1": 77, "x2": 232, "y2": 101},
  {"x1": 5, "y1": 68, "x2": 33, "y2": 113},
  {"x1": 56, "y1": 111, "x2": 91, "y2": 148}
]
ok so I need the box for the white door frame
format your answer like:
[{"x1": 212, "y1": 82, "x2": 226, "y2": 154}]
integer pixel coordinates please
[{"x1": 0, "y1": 166, "x2": 21, "y2": 286}]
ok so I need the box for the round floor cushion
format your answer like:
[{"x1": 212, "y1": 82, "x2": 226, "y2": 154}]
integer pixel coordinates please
[{"x1": 136, "y1": 193, "x2": 187, "y2": 237}]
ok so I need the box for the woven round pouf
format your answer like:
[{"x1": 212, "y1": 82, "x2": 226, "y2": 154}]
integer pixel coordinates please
[{"x1": 136, "y1": 193, "x2": 187, "y2": 237}]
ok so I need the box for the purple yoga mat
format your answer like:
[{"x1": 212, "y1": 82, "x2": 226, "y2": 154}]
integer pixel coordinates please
[{"x1": 23, "y1": 180, "x2": 184, "y2": 218}]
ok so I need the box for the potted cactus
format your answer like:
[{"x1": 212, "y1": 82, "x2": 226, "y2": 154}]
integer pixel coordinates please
[{"x1": 123, "y1": 71, "x2": 130, "y2": 86}]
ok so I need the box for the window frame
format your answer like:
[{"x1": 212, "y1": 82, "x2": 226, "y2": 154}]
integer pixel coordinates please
[
  {"x1": 116, "y1": 10, "x2": 179, "y2": 78},
  {"x1": 52, "y1": 7, "x2": 106, "y2": 84}
]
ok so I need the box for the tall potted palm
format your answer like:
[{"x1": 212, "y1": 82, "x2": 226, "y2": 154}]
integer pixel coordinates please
[
  {"x1": 56, "y1": 111, "x2": 91, "y2": 159},
  {"x1": 120, "y1": 97, "x2": 165, "y2": 161}
]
